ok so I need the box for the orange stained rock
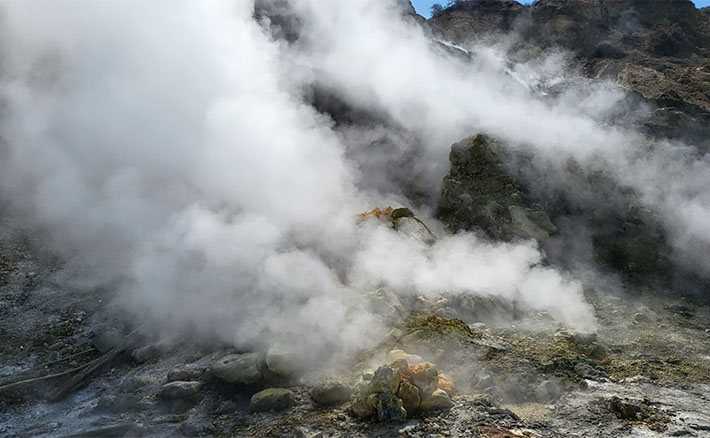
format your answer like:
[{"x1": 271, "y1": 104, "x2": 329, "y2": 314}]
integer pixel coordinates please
[
  {"x1": 355, "y1": 206, "x2": 395, "y2": 224},
  {"x1": 437, "y1": 373, "x2": 455, "y2": 396},
  {"x1": 409, "y1": 362, "x2": 439, "y2": 395}
]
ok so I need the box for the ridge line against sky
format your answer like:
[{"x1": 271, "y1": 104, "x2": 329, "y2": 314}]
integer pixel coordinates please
[{"x1": 412, "y1": 0, "x2": 710, "y2": 18}]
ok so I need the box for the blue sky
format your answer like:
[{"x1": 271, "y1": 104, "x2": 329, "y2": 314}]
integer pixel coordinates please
[{"x1": 412, "y1": 0, "x2": 710, "y2": 18}]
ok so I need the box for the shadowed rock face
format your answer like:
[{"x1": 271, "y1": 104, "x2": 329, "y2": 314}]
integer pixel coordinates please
[
  {"x1": 431, "y1": 0, "x2": 708, "y2": 284},
  {"x1": 430, "y1": 0, "x2": 710, "y2": 111},
  {"x1": 436, "y1": 134, "x2": 673, "y2": 281},
  {"x1": 436, "y1": 135, "x2": 556, "y2": 244},
  {"x1": 432, "y1": 0, "x2": 709, "y2": 57}
]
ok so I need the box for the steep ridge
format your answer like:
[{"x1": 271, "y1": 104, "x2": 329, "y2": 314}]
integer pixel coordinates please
[{"x1": 431, "y1": 0, "x2": 710, "y2": 111}]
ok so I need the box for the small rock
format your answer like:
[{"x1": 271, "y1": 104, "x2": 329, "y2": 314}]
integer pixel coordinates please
[
  {"x1": 209, "y1": 353, "x2": 263, "y2": 385},
  {"x1": 397, "y1": 380, "x2": 421, "y2": 414},
  {"x1": 369, "y1": 392, "x2": 407, "y2": 422},
  {"x1": 387, "y1": 350, "x2": 424, "y2": 365},
  {"x1": 419, "y1": 389, "x2": 453, "y2": 412},
  {"x1": 92, "y1": 327, "x2": 125, "y2": 353},
  {"x1": 398, "y1": 420, "x2": 419, "y2": 435},
  {"x1": 120, "y1": 374, "x2": 151, "y2": 393},
  {"x1": 352, "y1": 376, "x2": 375, "y2": 417},
  {"x1": 167, "y1": 367, "x2": 204, "y2": 382},
  {"x1": 410, "y1": 362, "x2": 439, "y2": 395},
  {"x1": 214, "y1": 400, "x2": 237, "y2": 415},
  {"x1": 132, "y1": 344, "x2": 165, "y2": 363},
  {"x1": 574, "y1": 362, "x2": 608, "y2": 381},
  {"x1": 158, "y1": 381, "x2": 203, "y2": 400},
  {"x1": 369, "y1": 365, "x2": 401, "y2": 394},
  {"x1": 437, "y1": 373, "x2": 455, "y2": 396},
  {"x1": 469, "y1": 322, "x2": 487, "y2": 331},
  {"x1": 607, "y1": 396, "x2": 646, "y2": 420},
  {"x1": 311, "y1": 381, "x2": 351, "y2": 406},
  {"x1": 555, "y1": 329, "x2": 597, "y2": 345},
  {"x1": 621, "y1": 375, "x2": 650, "y2": 384},
  {"x1": 668, "y1": 304, "x2": 694, "y2": 318},
  {"x1": 250, "y1": 388, "x2": 295, "y2": 412},
  {"x1": 48, "y1": 341, "x2": 64, "y2": 351},
  {"x1": 352, "y1": 393, "x2": 373, "y2": 417},
  {"x1": 266, "y1": 344, "x2": 301, "y2": 377},
  {"x1": 589, "y1": 343, "x2": 609, "y2": 360}
]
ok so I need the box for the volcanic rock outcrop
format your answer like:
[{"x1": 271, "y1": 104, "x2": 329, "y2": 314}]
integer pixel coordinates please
[
  {"x1": 436, "y1": 134, "x2": 556, "y2": 244},
  {"x1": 436, "y1": 133, "x2": 673, "y2": 280},
  {"x1": 431, "y1": 0, "x2": 710, "y2": 111}
]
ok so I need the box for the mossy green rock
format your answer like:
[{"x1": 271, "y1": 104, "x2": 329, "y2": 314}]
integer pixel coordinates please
[
  {"x1": 368, "y1": 392, "x2": 407, "y2": 422},
  {"x1": 250, "y1": 388, "x2": 295, "y2": 412}
]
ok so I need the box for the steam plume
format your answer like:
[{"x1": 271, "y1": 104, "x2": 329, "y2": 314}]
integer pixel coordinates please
[{"x1": 5, "y1": 0, "x2": 706, "y2": 365}]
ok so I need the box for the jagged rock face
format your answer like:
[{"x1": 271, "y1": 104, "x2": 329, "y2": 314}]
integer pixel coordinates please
[
  {"x1": 433, "y1": 0, "x2": 710, "y2": 57},
  {"x1": 430, "y1": 0, "x2": 525, "y2": 38},
  {"x1": 431, "y1": 0, "x2": 710, "y2": 110},
  {"x1": 436, "y1": 135, "x2": 556, "y2": 244},
  {"x1": 436, "y1": 134, "x2": 672, "y2": 280},
  {"x1": 644, "y1": 96, "x2": 710, "y2": 152}
]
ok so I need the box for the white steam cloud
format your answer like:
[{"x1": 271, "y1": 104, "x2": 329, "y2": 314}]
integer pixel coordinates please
[{"x1": 4, "y1": 0, "x2": 706, "y2": 364}]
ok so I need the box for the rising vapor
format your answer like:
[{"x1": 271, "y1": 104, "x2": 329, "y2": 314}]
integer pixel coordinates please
[{"x1": 4, "y1": 0, "x2": 708, "y2": 367}]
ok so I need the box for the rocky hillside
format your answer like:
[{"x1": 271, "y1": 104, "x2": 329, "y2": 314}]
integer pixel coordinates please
[
  {"x1": 429, "y1": 0, "x2": 710, "y2": 288},
  {"x1": 430, "y1": 0, "x2": 710, "y2": 111}
]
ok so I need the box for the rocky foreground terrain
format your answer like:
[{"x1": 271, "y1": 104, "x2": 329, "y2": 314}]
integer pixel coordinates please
[
  {"x1": 1, "y1": 214, "x2": 709, "y2": 438},
  {"x1": 1, "y1": 1, "x2": 710, "y2": 437}
]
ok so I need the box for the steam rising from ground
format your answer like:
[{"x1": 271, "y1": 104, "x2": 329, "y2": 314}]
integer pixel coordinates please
[{"x1": 1, "y1": 0, "x2": 706, "y2": 364}]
